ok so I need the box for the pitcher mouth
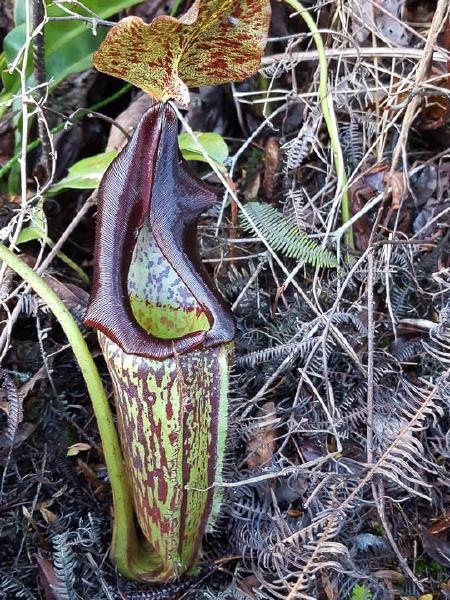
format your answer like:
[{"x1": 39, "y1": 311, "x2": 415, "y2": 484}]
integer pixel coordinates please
[{"x1": 84, "y1": 102, "x2": 235, "y2": 360}]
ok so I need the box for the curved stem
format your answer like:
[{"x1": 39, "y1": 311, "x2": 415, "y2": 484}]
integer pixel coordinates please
[
  {"x1": 169, "y1": 0, "x2": 183, "y2": 17},
  {"x1": 283, "y1": 0, "x2": 354, "y2": 249},
  {"x1": 0, "y1": 243, "x2": 138, "y2": 578}
]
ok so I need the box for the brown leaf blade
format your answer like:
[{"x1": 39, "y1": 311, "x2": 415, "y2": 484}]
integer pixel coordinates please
[
  {"x1": 93, "y1": 0, "x2": 271, "y2": 105},
  {"x1": 245, "y1": 401, "x2": 278, "y2": 469}
]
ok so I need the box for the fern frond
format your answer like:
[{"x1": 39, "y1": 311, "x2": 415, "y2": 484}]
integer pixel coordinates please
[
  {"x1": 390, "y1": 283, "x2": 414, "y2": 319},
  {"x1": 345, "y1": 379, "x2": 441, "y2": 503},
  {"x1": 236, "y1": 337, "x2": 316, "y2": 368},
  {"x1": 370, "y1": 379, "x2": 441, "y2": 500},
  {"x1": 340, "y1": 121, "x2": 364, "y2": 173},
  {"x1": 0, "y1": 371, "x2": 22, "y2": 446},
  {"x1": 222, "y1": 259, "x2": 264, "y2": 300},
  {"x1": 0, "y1": 573, "x2": 36, "y2": 600},
  {"x1": 240, "y1": 202, "x2": 338, "y2": 268},
  {"x1": 390, "y1": 339, "x2": 423, "y2": 363},
  {"x1": 288, "y1": 188, "x2": 321, "y2": 234},
  {"x1": 283, "y1": 107, "x2": 322, "y2": 170},
  {"x1": 425, "y1": 302, "x2": 450, "y2": 365},
  {"x1": 19, "y1": 292, "x2": 50, "y2": 316},
  {"x1": 52, "y1": 532, "x2": 77, "y2": 600},
  {"x1": 329, "y1": 312, "x2": 368, "y2": 336},
  {"x1": 197, "y1": 582, "x2": 252, "y2": 600},
  {"x1": 350, "y1": 583, "x2": 372, "y2": 600}
]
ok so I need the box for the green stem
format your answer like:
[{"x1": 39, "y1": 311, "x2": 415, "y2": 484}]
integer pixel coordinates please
[
  {"x1": 283, "y1": 0, "x2": 354, "y2": 249},
  {"x1": 0, "y1": 83, "x2": 131, "y2": 181},
  {"x1": 169, "y1": 0, "x2": 183, "y2": 17},
  {"x1": 0, "y1": 243, "x2": 139, "y2": 578},
  {"x1": 45, "y1": 238, "x2": 89, "y2": 283}
]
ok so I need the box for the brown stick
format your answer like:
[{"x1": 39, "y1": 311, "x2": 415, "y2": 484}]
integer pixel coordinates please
[{"x1": 32, "y1": 0, "x2": 51, "y2": 180}]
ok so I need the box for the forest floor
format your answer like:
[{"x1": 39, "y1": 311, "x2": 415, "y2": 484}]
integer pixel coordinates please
[{"x1": 0, "y1": 0, "x2": 449, "y2": 598}]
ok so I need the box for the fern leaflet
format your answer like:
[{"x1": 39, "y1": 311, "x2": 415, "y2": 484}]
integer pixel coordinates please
[
  {"x1": 240, "y1": 202, "x2": 338, "y2": 268},
  {"x1": 350, "y1": 583, "x2": 372, "y2": 600}
]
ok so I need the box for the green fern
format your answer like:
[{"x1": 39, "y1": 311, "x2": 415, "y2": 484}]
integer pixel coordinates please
[
  {"x1": 350, "y1": 584, "x2": 372, "y2": 600},
  {"x1": 240, "y1": 202, "x2": 338, "y2": 268}
]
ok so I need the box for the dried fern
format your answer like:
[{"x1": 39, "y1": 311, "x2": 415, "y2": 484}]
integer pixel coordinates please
[
  {"x1": 340, "y1": 120, "x2": 364, "y2": 173},
  {"x1": 240, "y1": 202, "x2": 338, "y2": 268},
  {"x1": 424, "y1": 301, "x2": 450, "y2": 365},
  {"x1": 0, "y1": 371, "x2": 22, "y2": 446},
  {"x1": 371, "y1": 379, "x2": 442, "y2": 500},
  {"x1": 19, "y1": 292, "x2": 50, "y2": 317},
  {"x1": 197, "y1": 587, "x2": 249, "y2": 600},
  {"x1": 236, "y1": 337, "x2": 316, "y2": 368},
  {"x1": 222, "y1": 259, "x2": 264, "y2": 300},
  {"x1": 51, "y1": 532, "x2": 77, "y2": 600},
  {"x1": 0, "y1": 573, "x2": 36, "y2": 599},
  {"x1": 283, "y1": 107, "x2": 322, "y2": 170}
]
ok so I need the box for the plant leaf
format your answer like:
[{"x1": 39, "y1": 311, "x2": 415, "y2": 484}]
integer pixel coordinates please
[
  {"x1": 240, "y1": 201, "x2": 339, "y2": 268},
  {"x1": 350, "y1": 584, "x2": 372, "y2": 600},
  {"x1": 1, "y1": 0, "x2": 142, "y2": 99},
  {"x1": 49, "y1": 134, "x2": 228, "y2": 193},
  {"x1": 178, "y1": 132, "x2": 228, "y2": 167},
  {"x1": 66, "y1": 442, "x2": 91, "y2": 457},
  {"x1": 49, "y1": 151, "x2": 118, "y2": 194},
  {"x1": 93, "y1": 0, "x2": 271, "y2": 105}
]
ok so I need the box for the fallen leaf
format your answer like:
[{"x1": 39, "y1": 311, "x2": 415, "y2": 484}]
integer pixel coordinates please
[
  {"x1": 76, "y1": 459, "x2": 106, "y2": 495},
  {"x1": 422, "y1": 515, "x2": 450, "y2": 567},
  {"x1": 18, "y1": 366, "x2": 47, "y2": 401},
  {"x1": 416, "y1": 17, "x2": 450, "y2": 130},
  {"x1": 389, "y1": 171, "x2": 408, "y2": 210},
  {"x1": 350, "y1": 179, "x2": 374, "y2": 252},
  {"x1": 238, "y1": 575, "x2": 260, "y2": 599},
  {"x1": 263, "y1": 136, "x2": 280, "y2": 203},
  {"x1": 246, "y1": 401, "x2": 278, "y2": 469},
  {"x1": 67, "y1": 442, "x2": 91, "y2": 457},
  {"x1": 105, "y1": 92, "x2": 152, "y2": 153},
  {"x1": 36, "y1": 499, "x2": 54, "y2": 510},
  {"x1": 243, "y1": 170, "x2": 261, "y2": 200},
  {"x1": 441, "y1": 580, "x2": 450, "y2": 593},
  {"x1": 34, "y1": 555, "x2": 67, "y2": 600},
  {"x1": 321, "y1": 570, "x2": 338, "y2": 600},
  {"x1": 428, "y1": 512, "x2": 450, "y2": 534},
  {"x1": 349, "y1": 163, "x2": 387, "y2": 251},
  {"x1": 93, "y1": 0, "x2": 271, "y2": 105},
  {"x1": 0, "y1": 422, "x2": 36, "y2": 458},
  {"x1": 42, "y1": 274, "x2": 89, "y2": 324},
  {"x1": 51, "y1": 485, "x2": 68, "y2": 500},
  {"x1": 39, "y1": 507, "x2": 58, "y2": 525},
  {"x1": 42, "y1": 274, "x2": 89, "y2": 309},
  {"x1": 410, "y1": 164, "x2": 438, "y2": 206}
]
